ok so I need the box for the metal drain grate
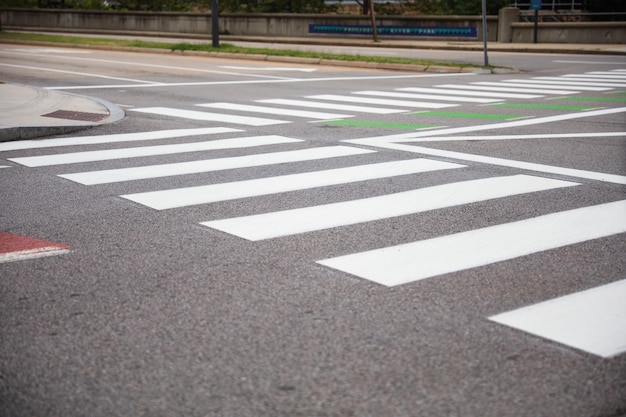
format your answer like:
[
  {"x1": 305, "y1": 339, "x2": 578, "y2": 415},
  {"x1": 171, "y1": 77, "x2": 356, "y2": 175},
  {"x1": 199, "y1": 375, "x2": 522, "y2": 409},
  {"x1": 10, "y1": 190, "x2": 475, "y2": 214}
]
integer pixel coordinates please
[{"x1": 42, "y1": 110, "x2": 107, "y2": 122}]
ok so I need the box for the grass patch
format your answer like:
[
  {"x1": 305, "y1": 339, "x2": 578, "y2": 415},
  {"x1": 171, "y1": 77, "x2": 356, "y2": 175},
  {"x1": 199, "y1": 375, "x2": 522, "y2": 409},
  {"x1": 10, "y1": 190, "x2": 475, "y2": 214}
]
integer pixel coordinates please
[{"x1": 0, "y1": 31, "x2": 483, "y2": 69}]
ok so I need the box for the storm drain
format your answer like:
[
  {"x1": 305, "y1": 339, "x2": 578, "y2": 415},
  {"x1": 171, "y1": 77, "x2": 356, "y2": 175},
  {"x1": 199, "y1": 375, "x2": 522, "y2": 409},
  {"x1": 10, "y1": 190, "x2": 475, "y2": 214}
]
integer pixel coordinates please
[{"x1": 42, "y1": 110, "x2": 108, "y2": 122}]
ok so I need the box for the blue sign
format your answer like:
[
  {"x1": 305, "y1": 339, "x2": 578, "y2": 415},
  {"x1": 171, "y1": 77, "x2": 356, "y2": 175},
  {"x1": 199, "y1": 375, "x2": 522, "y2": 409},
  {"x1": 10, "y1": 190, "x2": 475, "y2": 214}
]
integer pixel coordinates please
[
  {"x1": 309, "y1": 24, "x2": 477, "y2": 38},
  {"x1": 530, "y1": 0, "x2": 542, "y2": 10}
]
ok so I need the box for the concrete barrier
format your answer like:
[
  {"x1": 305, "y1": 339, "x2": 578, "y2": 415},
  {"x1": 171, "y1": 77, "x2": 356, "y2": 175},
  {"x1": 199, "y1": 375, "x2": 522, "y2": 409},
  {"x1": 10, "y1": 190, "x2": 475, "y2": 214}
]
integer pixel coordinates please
[{"x1": 1, "y1": 8, "x2": 624, "y2": 44}]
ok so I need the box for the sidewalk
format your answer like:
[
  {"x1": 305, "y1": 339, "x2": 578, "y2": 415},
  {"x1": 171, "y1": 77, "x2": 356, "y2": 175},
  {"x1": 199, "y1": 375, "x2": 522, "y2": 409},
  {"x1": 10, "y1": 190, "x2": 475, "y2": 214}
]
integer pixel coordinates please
[
  {"x1": 1, "y1": 33, "x2": 624, "y2": 142},
  {"x1": 0, "y1": 82, "x2": 124, "y2": 142}
]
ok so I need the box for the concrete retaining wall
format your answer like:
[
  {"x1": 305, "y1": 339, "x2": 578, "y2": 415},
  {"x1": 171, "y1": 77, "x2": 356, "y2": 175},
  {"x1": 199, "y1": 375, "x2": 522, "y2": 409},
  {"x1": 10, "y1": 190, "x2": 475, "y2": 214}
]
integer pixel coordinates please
[{"x1": 1, "y1": 8, "x2": 624, "y2": 44}]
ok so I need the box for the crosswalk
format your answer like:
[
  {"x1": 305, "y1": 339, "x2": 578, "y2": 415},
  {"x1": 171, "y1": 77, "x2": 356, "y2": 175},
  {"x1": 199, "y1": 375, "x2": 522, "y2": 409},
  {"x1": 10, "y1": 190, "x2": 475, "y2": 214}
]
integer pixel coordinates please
[
  {"x1": 2, "y1": 69, "x2": 626, "y2": 358},
  {"x1": 127, "y1": 69, "x2": 626, "y2": 128}
]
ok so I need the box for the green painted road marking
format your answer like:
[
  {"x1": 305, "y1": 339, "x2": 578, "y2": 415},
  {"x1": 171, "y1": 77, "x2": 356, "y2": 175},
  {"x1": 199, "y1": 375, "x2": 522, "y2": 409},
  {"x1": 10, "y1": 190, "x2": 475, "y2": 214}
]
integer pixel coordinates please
[
  {"x1": 558, "y1": 96, "x2": 626, "y2": 103},
  {"x1": 414, "y1": 111, "x2": 525, "y2": 120},
  {"x1": 489, "y1": 103, "x2": 593, "y2": 111},
  {"x1": 322, "y1": 120, "x2": 438, "y2": 130}
]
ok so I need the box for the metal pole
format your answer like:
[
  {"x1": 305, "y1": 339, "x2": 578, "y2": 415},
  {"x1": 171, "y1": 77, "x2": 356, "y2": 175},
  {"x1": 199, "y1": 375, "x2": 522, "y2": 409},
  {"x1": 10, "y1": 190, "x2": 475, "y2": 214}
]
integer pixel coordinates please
[
  {"x1": 481, "y1": 0, "x2": 489, "y2": 67},
  {"x1": 211, "y1": 0, "x2": 219, "y2": 48}
]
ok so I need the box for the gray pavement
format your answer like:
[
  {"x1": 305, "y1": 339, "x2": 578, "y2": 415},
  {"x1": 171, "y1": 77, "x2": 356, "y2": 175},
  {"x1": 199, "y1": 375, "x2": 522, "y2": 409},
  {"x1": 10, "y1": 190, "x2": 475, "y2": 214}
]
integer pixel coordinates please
[{"x1": 1, "y1": 33, "x2": 625, "y2": 142}]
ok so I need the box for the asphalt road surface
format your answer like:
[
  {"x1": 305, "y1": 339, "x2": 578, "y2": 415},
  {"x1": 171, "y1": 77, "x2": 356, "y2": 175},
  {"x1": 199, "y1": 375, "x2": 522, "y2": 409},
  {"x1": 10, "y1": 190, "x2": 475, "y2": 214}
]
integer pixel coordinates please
[{"x1": 1, "y1": 44, "x2": 625, "y2": 417}]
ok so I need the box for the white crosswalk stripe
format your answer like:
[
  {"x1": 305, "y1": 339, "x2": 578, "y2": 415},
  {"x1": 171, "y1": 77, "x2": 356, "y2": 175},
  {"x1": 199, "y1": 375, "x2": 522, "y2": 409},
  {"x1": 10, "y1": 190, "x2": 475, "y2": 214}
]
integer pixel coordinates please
[
  {"x1": 256, "y1": 98, "x2": 406, "y2": 114},
  {"x1": 398, "y1": 87, "x2": 542, "y2": 99},
  {"x1": 306, "y1": 94, "x2": 457, "y2": 108},
  {"x1": 59, "y1": 146, "x2": 375, "y2": 185},
  {"x1": 121, "y1": 158, "x2": 464, "y2": 210},
  {"x1": 317, "y1": 200, "x2": 626, "y2": 287},
  {"x1": 471, "y1": 81, "x2": 611, "y2": 91},
  {"x1": 434, "y1": 84, "x2": 578, "y2": 95},
  {"x1": 9, "y1": 135, "x2": 302, "y2": 167},
  {"x1": 202, "y1": 175, "x2": 578, "y2": 241},
  {"x1": 129, "y1": 107, "x2": 289, "y2": 126},
  {"x1": 196, "y1": 102, "x2": 352, "y2": 120},
  {"x1": 353, "y1": 90, "x2": 502, "y2": 103}
]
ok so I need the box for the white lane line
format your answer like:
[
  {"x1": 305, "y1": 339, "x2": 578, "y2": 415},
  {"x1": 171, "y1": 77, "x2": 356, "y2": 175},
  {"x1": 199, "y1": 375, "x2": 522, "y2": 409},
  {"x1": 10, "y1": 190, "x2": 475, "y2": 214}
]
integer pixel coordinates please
[
  {"x1": 490, "y1": 279, "x2": 626, "y2": 358},
  {"x1": 129, "y1": 107, "x2": 288, "y2": 126},
  {"x1": 0, "y1": 247, "x2": 71, "y2": 264},
  {"x1": 554, "y1": 60, "x2": 626, "y2": 65},
  {"x1": 47, "y1": 73, "x2": 472, "y2": 90},
  {"x1": 202, "y1": 175, "x2": 578, "y2": 241},
  {"x1": 9, "y1": 135, "x2": 302, "y2": 167},
  {"x1": 257, "y1": 99, "x2": 406, "y2": 114},
  {"x1": 475, "y1": 81, "x2": 611, "y2": 91},
  {"x1": 438, "y1": 83, "x2": 577, "y2": 95},
  {"x1": 500, "y1": 79, "x2": 616, "y2": 90},
  {"x1": 355, "y1": 90, "x2": 501, "y2": 103},
  {"x1": 220, "y1": 66, "x2": 317, "y2": 73},
  {"x1": 307, "y1": 95, "x2": 457, "y2": 109},
  {"x1": 383, "y1": 132, "x2": 626, "y2": 143},
  {"x1": 196, "y1": 102, "x2": 351, "y2": 120},
  {"x1": 563, "y1": 73, "x2": 626, "y2": 79},
  {"x1": 318, "y1": 200, "x2": 626, "y2": 287},
  {"x1": 60, "y1": 146, "x2": 375, "y2": 185},
  {"x1": 344, "y1": 107, "x2": 626, "y2": 184},
  {"x1": 0, "y1": 128, "x2": 241, "y2": 152},
  {"x1": 121, "y1": 158, "x2": 464, "y2": 210},
  {"x1": 532, "y1": 77, "x2": 626, "y2": 87},
  {"x1": 0, "y1": 63, "x2": 160, "y2": 84},
  {"x1": 399, "y1": 87, "x2": 542, "y2": 99}
]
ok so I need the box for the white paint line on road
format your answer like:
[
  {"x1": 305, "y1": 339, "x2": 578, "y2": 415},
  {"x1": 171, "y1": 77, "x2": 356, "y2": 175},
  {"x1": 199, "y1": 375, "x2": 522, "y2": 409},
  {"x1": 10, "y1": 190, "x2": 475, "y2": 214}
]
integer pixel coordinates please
[
  {"x1": 355, "y1": 90, "x2": 501, "y2": 103},
  {"x1": 490, "y1": 279, "x2": 626, "y2": 358},
  {"x1": 475, "y1": 81, "x2": 611, "y2": 91},
  {"x1": 399, "y1": 87, "x2": 542, "y2": 99},
  {"x1": 532, "y1": 77, "x2": 626, "y2": 87},
  {"x1": 499, "y1": 79, "x2": 615, "y2": 90},
  {"x1": 439, "y1": 83, "x2": 577, "y2": 95},
  {"x1": 0, "y1": 247, "x2": 71, "y2": 264},
  {"x1": 129, "y1": 107, "x2": 289, "y2": 126},
  {"x1": 121, "y1": 158, "x2": 464, "y2": 210},
  {"x1": 257, "y1": 99, "x2": 406, "y2": 114},
  {"x1": 0, "y1": 128, "x2": 241, "y2": 152},
  {"x1": 344, "y1": 107, "x2": 626, "y2": 184},
  {"x1": 554, "y1": 60, "x2": 626, "y2": 65},
  {"x1": 46, "y1": 73, "x2": 473, "y2": 90},
  {"x1": 220, "y1": 66, "x2": 317, "y2": 72},
  {"x1": 202, "y1": 175, "x2": 577, "y2": 241},
  {"x1": 0, "y1": 63, "x2": 160, "y2": 84},
  {"x1": 307, "y1": 94, "x2": 457, "y2": 109},
  {"x1": 9, "y1": 135, "x2": 302, "y2": 167},
  {"x1": 380, "y1": 132, "x2": 626, "y2": 143},
  {"x1": 318, "y1": 200, "x2": 626, "y2": 287},
  {"x1": 59, "y1": 146, "x2": 375, "y2": 185},
  {"x1": 196, "y1": 102, "x2": 351, "y2": 120},
  {"x1": 563, "y1": 73, "x2": 626, "y2": 80}
]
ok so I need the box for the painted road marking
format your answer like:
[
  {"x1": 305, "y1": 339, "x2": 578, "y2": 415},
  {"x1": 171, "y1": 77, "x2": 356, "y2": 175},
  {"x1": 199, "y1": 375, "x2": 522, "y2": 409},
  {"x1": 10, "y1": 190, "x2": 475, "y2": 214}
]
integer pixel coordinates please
[
  {"x1": 531, "y1": 77, "x2": 626, "y2": 88},
  {"x1": 563, "y1": 73, "x2": 626, "y2": 80},
  {"x1": 496, "y1": 79, "x2": 612, "y2": 91},
  {"x1": 257, "y1": 98, "x2": 406, "y2": 114},
  {"x1": 129, "y1": 107, "x2": 289, "y2": 126},
  {"x1": 475, "y1": 81, "x2": 611, "y2": 91},
  {"x1": 436, "y1": 83, "x2": 577, "y2": 95},
  {"x1": 0, "y1": 232, "x2": 70, "y2": 264},
  {"x1": 376, "y1": 132, "x2": 626, "y2": 143},
  {"x1": 353, "y1": 90, "x2": 501, "y2": 103},
  {"x1": 0, "y1": 128, "x2": 241, "y2": 152},
  {"x1": 59, "y1": 146, "x2": 375, "y2": 185},
  {"x1": 307, "y1": 95, "x2": 456, "y2": 109},
  {"x1": 220, "y1": 66, "x2": 317, "y2": 72},
  {"x1": 196, "y1": 102, "x2": 351, "y2": 120},
  {"x1": 9, "y1": 135, "x2": 302, "y2": 167},
  {"x1": 558, "y1": 96, "x2": 626, "y2": 103},
  {"x1": 202, "y1": 175, "x2": 578, "y2": 241},
  {"x1": 344, "y1": 107, "x2": 626, "y2": 184},
  {"x1": 317, "y1": 200, "x2": 626, "y2": 287},
  {"x1": 413, "y1": 111, "x2": 524, "y2": 120},
  {"x1": 322, "y1": 120, "x2": 437, "y2": 130},
  {"x1": 490, "y1": 279, "x2": 626, "y2": 358},
  {"x1": 399, "y1": 87, "x2": 541, "y2": 99},
  {"x1": 121, "y1": 159, "x2": 464, "y2": 210},
  {"x1": 488, "y1": 103, "x2": 594, "y2": 111}
]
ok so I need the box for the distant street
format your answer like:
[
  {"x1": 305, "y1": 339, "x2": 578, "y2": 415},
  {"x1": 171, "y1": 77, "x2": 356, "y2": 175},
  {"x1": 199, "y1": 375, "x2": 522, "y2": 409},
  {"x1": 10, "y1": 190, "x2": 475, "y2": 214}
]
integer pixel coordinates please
[{"x1": 1, "y1": 42, "x2": 625, "y2": 417}]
